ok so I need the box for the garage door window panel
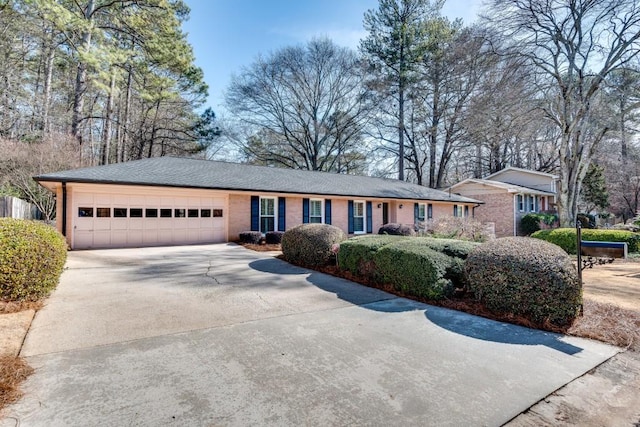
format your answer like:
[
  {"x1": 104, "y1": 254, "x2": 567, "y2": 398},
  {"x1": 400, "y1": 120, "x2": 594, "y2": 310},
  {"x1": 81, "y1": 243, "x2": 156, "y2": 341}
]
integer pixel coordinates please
[
  {"x1": 146, "y1": 208, "x2": 158, "y2": 218},
  {"x1": 114, "y1": 208, "x2": 127, "y2": 218},
  {"x1": 160, "y1": 209, "x2": 172, "y2": 218},
  {"x1": 78, "y1": 207, "x2": 93, "y2": 217},
  {"x1": 175, "y1": 209, "x2": 186, "y2": 218},
  {"x1": 213, "y1": 209, "x2": 223, "y2": 217},
  {"x1": 97, "y1": 208, "x2": 111, "y2": 218},
  {"x1": 201, "y1": 209, "x2": 211, "y2": 217},
  {"x1": 129, "y1": 208, "x2": 143, "y2": 218}
]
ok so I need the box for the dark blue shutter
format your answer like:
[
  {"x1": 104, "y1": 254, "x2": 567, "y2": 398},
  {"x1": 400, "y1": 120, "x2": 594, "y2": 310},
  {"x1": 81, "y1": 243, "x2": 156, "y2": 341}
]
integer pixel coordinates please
[
  {"x1": 427, "y1": 204, "x2": 433, "y2": 219},
  {"x1": 325, "y1": 199, "x2": 332, "y2": 224},
  {"x1": 348, "y1": 200, "x2": 354, "y2": 234},
  {"x1": 366, "y1": 201, "x2": 373, "y2": 233},
  {"x1": 464, "y1": 205, "x2": 469, "y2": 217},
  {"x1": 250, "y1": 196, "x2": 259, "y2": 231},
  {"x1": 302, "y1": 198, "x2": 310, "y2": 223},
  {"x1": 278, "y1": 197, "x2": 286, "y2": 231},
  {"x1": 453, "y1": 205, "x2": 458, "y2": 217},
  {"x1": 414, "y1": 203, "x2": 419, "y2": 222}
]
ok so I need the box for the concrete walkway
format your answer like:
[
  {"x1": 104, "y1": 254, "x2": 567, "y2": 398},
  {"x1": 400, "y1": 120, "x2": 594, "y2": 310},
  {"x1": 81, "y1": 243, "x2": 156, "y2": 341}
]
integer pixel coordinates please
[{"x1": 2, "y1": 244, "x2": 618, "y2": 426}]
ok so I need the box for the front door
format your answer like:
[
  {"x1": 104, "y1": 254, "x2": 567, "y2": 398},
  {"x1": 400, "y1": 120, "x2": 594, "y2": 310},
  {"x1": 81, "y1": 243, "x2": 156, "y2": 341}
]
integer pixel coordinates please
[{"x1": 382, "y1": 202, "x2": 389, "y2": 225}]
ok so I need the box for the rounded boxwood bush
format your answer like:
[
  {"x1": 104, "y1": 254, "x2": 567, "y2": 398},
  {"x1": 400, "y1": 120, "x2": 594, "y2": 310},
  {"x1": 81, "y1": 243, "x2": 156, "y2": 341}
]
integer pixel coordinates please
[
  {"x1": 265, "y1": 231, "x2": 284, "y2": 244},
  {"x1": 464, "y1": 237, "x2": 581, "y2": 328},
  {"x1": 0, "y1": 218, "x2": 67, "y2": 301},
  {"x1": 378, "y1": 223, "x2": 416, "y2": 236},
  {"x1": 281, "y1": 224, "x2": 346, "y2": 267},
  {"x1": 239, "y1": 231, "x2": 263, "y2": 244}
]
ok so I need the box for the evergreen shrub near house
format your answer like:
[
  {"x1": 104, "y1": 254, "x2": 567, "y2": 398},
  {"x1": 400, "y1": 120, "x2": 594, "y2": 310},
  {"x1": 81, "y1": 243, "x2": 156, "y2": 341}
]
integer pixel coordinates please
[
  {"x1": 464, "y1": 237, "x2": 582, "y2": 328},
  {"x1": 520, "y1": 213, "x2": 544, "y2": 235},
  {"x1": 337, "y1": 235, "x2": 477, "y2": 300},
  {"x1": 281, "y1": 224, "x2": 347, "y2": 267},
  {"x1": 0, "y1": 218, "x2": 67, "y2": 301},
  {"x1": 265, "y1": 231, "x2": 284, "y2": 244},
  {"x1": 378, "y1": 223, "x2": 416, "y2": 236},
  {"x1": 531, "y1": 228, "x2": 640, "y2": 254},
  {"x1": 239, "y1": 231, "x2": 263, "y2": 244},
  {"x1": 520, "y1": 213, "x2": 559, "y2": 236}
]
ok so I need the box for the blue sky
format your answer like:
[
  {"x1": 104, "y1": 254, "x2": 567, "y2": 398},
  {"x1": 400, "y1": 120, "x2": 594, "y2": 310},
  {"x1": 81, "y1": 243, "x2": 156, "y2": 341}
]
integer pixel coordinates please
[{"x1": 182, "y1": 0, "x2": 484, "y2": 114}]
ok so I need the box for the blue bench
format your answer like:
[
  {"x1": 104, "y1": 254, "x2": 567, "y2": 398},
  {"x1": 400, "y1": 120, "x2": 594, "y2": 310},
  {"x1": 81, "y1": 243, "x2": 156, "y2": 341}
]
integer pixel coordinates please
[{"x1": 580, "y1": 240, "x2": 628, "y2": 259}]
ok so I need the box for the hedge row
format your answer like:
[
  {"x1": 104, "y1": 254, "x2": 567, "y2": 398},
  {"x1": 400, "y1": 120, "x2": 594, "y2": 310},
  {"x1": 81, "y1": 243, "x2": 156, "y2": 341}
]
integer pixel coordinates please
[
  {"x1": 531, "y1": 228, "x2": 640, "y2": 254},
  {"x1": 0, "y1": 218, "x2": 67, "y2": 301},
  {"x1": 338, "y1": 236, "x2": 478, "y2": 300}
]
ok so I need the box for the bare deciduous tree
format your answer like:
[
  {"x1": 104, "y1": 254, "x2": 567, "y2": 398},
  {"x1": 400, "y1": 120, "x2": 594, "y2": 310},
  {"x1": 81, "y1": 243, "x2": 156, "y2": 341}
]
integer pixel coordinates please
[
  {"x1": 484, "y1": 0, "x2": 640, "y2": 226},
  {"x1": 225, "y1": 38, "x2": 371, "y2": 173}
]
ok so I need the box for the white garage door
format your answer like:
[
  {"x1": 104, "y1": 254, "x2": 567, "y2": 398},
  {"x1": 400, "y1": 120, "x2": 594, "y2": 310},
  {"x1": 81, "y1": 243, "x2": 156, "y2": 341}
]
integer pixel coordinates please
[{"x1": 72, "y1": 192, "x2": 226, "y2": 249}]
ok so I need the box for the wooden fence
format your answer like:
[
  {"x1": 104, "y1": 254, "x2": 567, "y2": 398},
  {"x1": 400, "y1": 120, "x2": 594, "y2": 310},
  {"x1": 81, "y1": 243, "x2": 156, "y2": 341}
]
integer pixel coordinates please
[{"x1": 0, "y1": 196, "x2": 42, "y2": 220}]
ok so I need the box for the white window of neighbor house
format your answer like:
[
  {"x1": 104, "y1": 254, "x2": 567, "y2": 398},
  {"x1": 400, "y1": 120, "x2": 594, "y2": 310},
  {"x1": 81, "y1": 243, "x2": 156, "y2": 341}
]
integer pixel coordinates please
[
  {"x1": 528, "y1": 195, "x2": 535, "y2": 212},
  {"x1": 260, "y1": 197, "x2": 277, "y2": 232},
  {"x1": 353, "y1": 201, "x2": 365, "y2": 234},
  {"x1": 310, "y1": 199, "x2": 323, "y2": 223},
  {"x1": 518, "y1": 194, "x2": 525, "y2": 212}
]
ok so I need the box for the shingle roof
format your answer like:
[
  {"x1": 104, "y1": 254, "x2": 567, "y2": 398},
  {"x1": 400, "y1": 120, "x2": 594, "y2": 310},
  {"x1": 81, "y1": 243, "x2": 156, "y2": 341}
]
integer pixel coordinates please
[
  {"x1": 449, "y1": 178, "x2": 555, "y2": 196},
  {"x1": 35, "y1": 156, "x2": 480, "y2": 203}
]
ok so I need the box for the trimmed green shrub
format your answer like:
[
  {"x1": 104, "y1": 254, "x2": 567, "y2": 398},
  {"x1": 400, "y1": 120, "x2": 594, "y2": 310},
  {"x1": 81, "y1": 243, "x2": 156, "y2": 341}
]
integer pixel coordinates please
[
  {"x1": 373, "y1": 240, "x2": 458, "y2": 299},
  {"x1": 531, "y1": 228, "x2": 640, "y2": 253},
  {"x1": 337, "y1": 235, "x2": 475, "y2": 300},
  {"x1": 465, "y1": 237, "x2": 581, "y2": 327},
  {"x1": 0, "y1": 218, "x2": 67, "y2": 301},
  {"x1": 378, "y1": 223, "x2": 416, "y2": 236},
  {"x1": 265, "y1": 231, "x2": 284, "y2": 244},
  {"x1": 416, "y1": 238, "x2": 480, "y2": 259},
  {"x1": 281, "y1": 224, "x2": 347, "y2": 267},
  {"x1": 338, "y1": 235, "x2": 403, "y2": 275},
  {"x1": 239, "y1": 231, "x2": 263, "y2": 244}
]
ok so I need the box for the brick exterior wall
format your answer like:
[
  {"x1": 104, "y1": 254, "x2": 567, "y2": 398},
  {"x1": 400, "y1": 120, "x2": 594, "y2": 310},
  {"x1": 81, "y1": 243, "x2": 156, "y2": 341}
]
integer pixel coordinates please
[
  {"x1": 229, "y1": 193, "x2": 477, "y2": 240},
  {"x1": 469, "y1": 192, "x2": 515, "y2": 238},
  {"x1": 228, "y1": 194, "x2": 251, "y2": 241}
]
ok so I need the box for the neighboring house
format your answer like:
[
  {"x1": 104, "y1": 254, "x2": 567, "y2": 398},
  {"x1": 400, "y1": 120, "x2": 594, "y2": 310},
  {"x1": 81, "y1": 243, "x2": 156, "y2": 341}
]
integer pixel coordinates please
[
  {"x1": 448, "y1": 167, "x2": 557, "y2": 238},
  {"x1": 34, "y1": 157, "x2": 481, "y2": 250}
]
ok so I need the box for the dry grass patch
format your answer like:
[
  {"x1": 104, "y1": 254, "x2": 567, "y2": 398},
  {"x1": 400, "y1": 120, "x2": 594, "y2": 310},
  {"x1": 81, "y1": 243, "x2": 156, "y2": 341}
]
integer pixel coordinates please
[
  {"x1": 0, "y1": 356, "x2": 33, "y2": 412},
  {"x1": 569, "y1": 298, "x2": 640, "y2": 351},
  {"x1": 0, "y1": 300, "x2": 43, "y2": 315}
]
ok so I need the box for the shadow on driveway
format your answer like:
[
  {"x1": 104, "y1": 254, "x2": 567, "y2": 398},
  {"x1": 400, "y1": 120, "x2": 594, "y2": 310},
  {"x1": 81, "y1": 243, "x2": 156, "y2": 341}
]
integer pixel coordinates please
[{"x1": 250, "y1": 257, "x2": 584, "y2": 356}]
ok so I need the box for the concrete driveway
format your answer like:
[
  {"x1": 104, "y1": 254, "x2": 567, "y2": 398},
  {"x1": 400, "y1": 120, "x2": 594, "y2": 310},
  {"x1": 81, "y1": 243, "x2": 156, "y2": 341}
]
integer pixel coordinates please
[{"x1": 2, "y1": 244, "x2": 617, "y2": 426}]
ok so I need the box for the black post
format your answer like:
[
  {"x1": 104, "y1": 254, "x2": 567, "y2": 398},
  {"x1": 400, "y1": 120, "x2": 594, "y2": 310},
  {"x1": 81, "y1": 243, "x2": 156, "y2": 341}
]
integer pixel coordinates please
[{"x1": 576, "y1": 220, "x2": 583, "y2": 316}]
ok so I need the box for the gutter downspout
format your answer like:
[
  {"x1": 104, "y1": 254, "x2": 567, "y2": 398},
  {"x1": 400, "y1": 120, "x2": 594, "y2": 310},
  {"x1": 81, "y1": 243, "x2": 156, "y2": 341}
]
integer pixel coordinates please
[
  {"x1": 62, "y1": 182, "x2": 67, "y2": 237},
  {"x1": 513, "y1": 193, "x2": 518, "y2": 236}
]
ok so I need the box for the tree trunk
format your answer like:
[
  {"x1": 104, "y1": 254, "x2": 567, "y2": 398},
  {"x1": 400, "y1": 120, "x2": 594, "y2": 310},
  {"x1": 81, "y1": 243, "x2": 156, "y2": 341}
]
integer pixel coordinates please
[
  {"x1": 398, "y1": 77, "x2": 405, "y2": 181},
  {"x1": 118, "y1": 64, "x2": 133, "y2": 163},
  {"x1": 100, "y1": 70, "x2": 116, "y2": 165},
  {"x1": 42, "y1": 43, "x2": 55, "y2": 141},
  {"x1": 70, "y1": 0, "x2": 95, "y2": 146}
]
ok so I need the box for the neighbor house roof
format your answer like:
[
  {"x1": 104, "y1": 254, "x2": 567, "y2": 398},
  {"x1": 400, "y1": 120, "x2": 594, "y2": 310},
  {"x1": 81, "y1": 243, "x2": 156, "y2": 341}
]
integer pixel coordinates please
[
  {"x1": 35, "y1": 157, "x2": 481, "y2": 203},
  {"x1": 448, "y1": 178, "x2": 555, "y2": 196},
  {"x1": 484, "y1": 166, "x2": 558, "y2": 180}
]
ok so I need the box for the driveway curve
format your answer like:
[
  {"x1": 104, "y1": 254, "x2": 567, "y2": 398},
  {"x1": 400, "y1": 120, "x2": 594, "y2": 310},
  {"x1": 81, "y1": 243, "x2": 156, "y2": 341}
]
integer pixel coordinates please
[{"x1": 2, "y1": 244, "x2": 617, "y2": 426}]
